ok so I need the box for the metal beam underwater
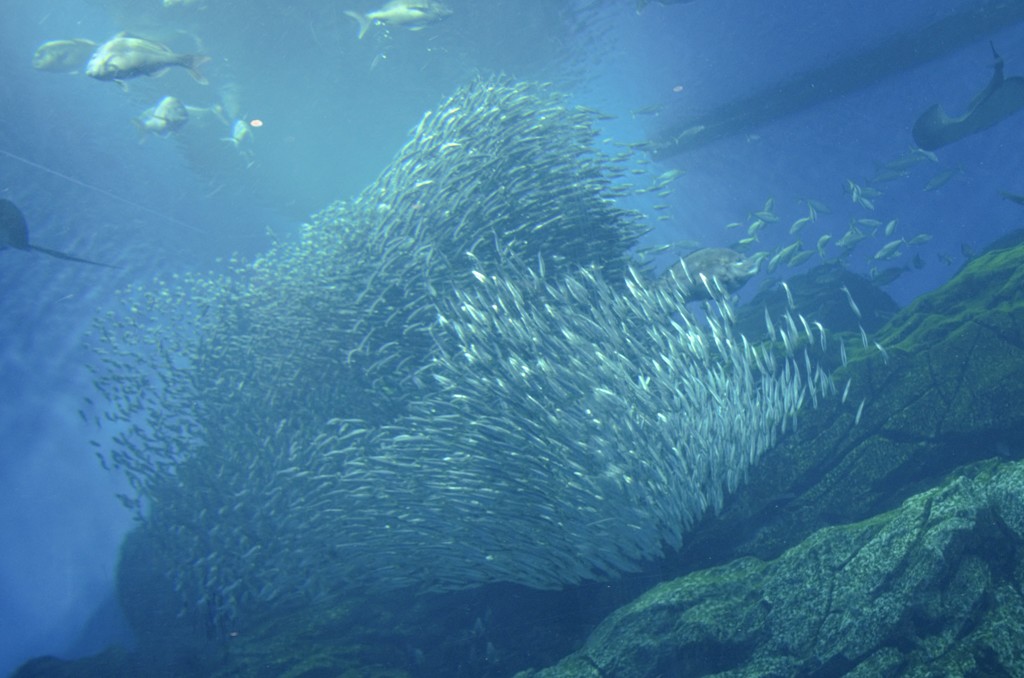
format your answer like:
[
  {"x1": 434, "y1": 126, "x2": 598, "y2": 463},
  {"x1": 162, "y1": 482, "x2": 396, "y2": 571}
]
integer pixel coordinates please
[{"x1": 648, "y1": 0, "x2": 1024, "y2": 158}]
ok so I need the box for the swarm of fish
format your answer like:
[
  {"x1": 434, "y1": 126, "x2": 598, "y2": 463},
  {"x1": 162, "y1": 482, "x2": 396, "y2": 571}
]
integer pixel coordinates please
[
  {"x1": 364, "y1": 258, "x2": 832, "y2": 590},
  {"x1": 89, "y1": 77, "x2": 834, "y2": 631}
]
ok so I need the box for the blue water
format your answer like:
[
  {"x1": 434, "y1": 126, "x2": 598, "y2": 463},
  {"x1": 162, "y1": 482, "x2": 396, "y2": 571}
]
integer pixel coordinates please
[{"x1": 2, "y1": 0, "x2": 1023, "y2": 674}]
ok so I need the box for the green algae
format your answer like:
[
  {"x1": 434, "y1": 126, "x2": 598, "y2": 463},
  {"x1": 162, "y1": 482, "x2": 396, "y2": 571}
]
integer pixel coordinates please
[{"x1": 523, "y1": 459, "x2": 1024, "y2": 677}]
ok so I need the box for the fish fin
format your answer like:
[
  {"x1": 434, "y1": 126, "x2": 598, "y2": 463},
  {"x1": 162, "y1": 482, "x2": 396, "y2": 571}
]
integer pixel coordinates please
[
  {"x1": 130, "y1": 118, "x2": 150, "y2": 145},
  {"x1": 153, "y1": 67, "x2": 171, "y2": 78},
  {"x1": 911, "y1": 104, "x2": 954, "y2": 151},
  {"x1": 213, "y1": 104, "x2": 230, "y2": 125},
  {"x1": 962, "y1": 76, "x2": 1024, "y2": 132},
  {"x1": 0, "y1": 199, "x2": 31, "y2": 248},
  {"x1": 183, "y1": 54, "x2": 211, "y2": 85},
  {"x1": 999, "y1": 190, "x2": 1024, "y2": 206},
  {"x1": 915, "y1": 75, "x2": 1024, "y2": 151},
  {"x1": 176, "y1": 29, "x2": 205, "y2": 54},
  {"x1": 344, "y1": 10, "x2": 372, "y2": 39},
  {"x1": 29, "y1": 244, "x2": 119, "y2": 269}
]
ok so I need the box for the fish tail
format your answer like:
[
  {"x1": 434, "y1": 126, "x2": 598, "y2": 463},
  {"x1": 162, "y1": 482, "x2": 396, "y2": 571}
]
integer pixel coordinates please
[
  {"x1": 183, "y1": 54, "x2": 211, "y2": 85},
  {"x1": 130, "y1": 118, "x2": 150, "y2": 145},
  {"x1": 211, "y1": 104, "x2": 229, "y2": 125},
  {"x1": 344, "y1": 10, "x2": 372, "y2": 39},
  {"x1": 30, "y1": 244, "x2": 118, "y2": 268}
]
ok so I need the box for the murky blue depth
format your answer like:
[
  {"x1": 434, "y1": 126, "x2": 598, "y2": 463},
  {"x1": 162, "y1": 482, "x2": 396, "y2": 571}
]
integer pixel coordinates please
[{"x1": 2, "y1": 1, "x2": 1023, "y2": 676}]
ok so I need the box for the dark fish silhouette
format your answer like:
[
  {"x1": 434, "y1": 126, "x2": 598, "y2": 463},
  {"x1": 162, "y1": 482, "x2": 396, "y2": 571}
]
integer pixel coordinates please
[
  {"x1": 0, "y1": 199, "x2": 116, "y2": 268},
  {"x1": 999, "y1": 190, "x2": 1024, "y2": 206},
  {"x1": 913, "y1": 43, "x2": 1024, "y2": 151},
  {"x1": 661, "y1": 247, "x2": 760, "y2": 301}
]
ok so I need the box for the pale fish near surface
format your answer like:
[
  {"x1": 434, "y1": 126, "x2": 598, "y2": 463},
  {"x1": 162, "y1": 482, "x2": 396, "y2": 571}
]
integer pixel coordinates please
[{"x1": 344, "y1": 1, "x2": 454, "y2": 39}]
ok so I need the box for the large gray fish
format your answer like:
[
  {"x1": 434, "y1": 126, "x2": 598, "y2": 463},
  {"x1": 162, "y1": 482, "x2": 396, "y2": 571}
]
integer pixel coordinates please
[
  {"x1": 344, "y1": 1, "x2": 453, "y2": 39},
  {"x1": 0, "y1": 199, "x2": 116, "y2": 268},
  {"x1": 85, "y1": 34, "x2": 209, "y2": 85},
  {"x1": 913, "y1": 43, "x2": 1024, "y2": 151},
  {"x1": 135, "y1": 96, "x2": 190, "y2": 136},
  {"x1": 31, "y1": 39, "x2": 97, "y2": 73},
  {"x1": 661, "y1": 247, "x2": 760, "y2": 301}
]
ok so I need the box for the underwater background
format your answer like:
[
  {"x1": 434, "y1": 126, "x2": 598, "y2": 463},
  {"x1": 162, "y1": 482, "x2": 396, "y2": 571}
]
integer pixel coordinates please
[{"x1": 3, "y1": 0, "x2": 1024, "y2": 676}]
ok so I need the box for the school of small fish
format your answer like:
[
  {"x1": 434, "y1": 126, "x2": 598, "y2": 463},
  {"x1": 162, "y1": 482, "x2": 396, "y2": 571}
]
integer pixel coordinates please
[
  {"x1": 88, "y1": 78, "x2": 839, "y2": 630},
  {"x1": 712, "y1": 141, "x2": 973, "y2": 297}
]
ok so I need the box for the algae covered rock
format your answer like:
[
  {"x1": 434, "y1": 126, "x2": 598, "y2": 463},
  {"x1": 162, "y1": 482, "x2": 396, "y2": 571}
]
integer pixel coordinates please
[
  {"x1": 677, "y1": 241, "x2": 1024, "y2": 570},
  {"x1": 517, "y1": 242, "x2": 1024, "y2": 678},
  {"x1": 521, "y1": 458, "x2": 1024, "y2": 677}
]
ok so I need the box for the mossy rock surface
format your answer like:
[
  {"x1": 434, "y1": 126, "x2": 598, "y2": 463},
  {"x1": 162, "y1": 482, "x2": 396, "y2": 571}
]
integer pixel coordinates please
[
  {"x1": 520, "y1": 459, "x2": 1024, "y2": 677},
  {"x1": 514, "y1": 243, "x2": 1024, "y2": 678},
  {"x1": 676, "y1": 242, "x2": 1024, "y2": 572}
]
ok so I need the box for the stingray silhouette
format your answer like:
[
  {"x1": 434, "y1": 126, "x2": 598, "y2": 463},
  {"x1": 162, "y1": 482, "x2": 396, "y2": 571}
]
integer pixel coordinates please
[
  {"x1": 913, "y1": 43, "x2": 1024, "y2": 151},
  {"x1": 0, "y1": 198, "x2": 116, "y2": 268}
]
